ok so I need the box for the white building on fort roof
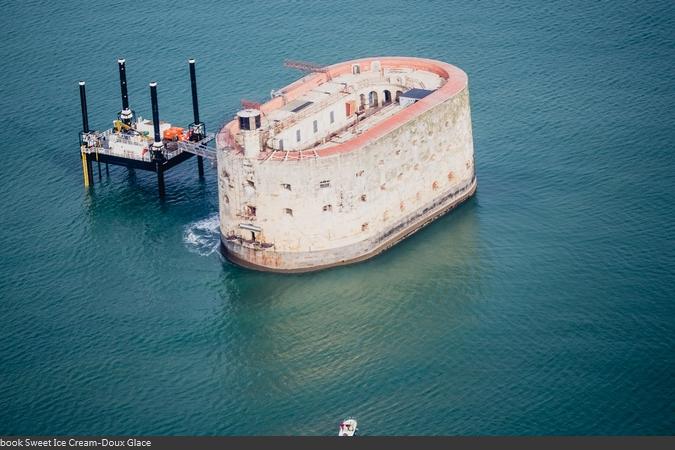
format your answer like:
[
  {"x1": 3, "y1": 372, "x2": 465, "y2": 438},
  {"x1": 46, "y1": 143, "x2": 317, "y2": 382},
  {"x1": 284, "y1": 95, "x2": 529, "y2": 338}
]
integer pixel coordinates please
[{"x1": 216, "y1": 57, "x2": 476, "y2": 272}]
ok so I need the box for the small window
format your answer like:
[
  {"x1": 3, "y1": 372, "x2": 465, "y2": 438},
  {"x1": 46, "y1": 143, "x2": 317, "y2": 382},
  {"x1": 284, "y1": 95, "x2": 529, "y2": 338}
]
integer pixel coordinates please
[
  {"x1": 296, "y1": 129, "x2": 301, "y2": 142},
  {"x1": 284, "y1": 208, "x2": 293, "y2": 216},
  {"x1": 361, "y1": 223, "x2": 369, "y2": 231},
  {"x1": 281, "y1": 183, "x2": 291, "y2": 191},
  {"x1": 322, "y1": 204, "x2": 332, "y2": 212},
  {"x1": 319, "y1": 180, "x2": 330, "y2": 188},
  {"x1": 313, "y1": 120, "x2": 318, "y2": 133},
  {"x1": 352, "y1": 64, "x2": 360, "y2": 74},
  {"x1": 247, "y1": 179, "x2": 255, "y2": 188},
  {"x1": 246, "y1": 205, "x2": 256, "y2": 217},
  {"x1": 330, "y1": 111, "x2": 335, "y2": 124},
  {"x1": 279, "y1": 139, "x2": 284, "y2": 150},
  {"x1": 360, "y1": 194, "x2": 367, "y2": 202}
]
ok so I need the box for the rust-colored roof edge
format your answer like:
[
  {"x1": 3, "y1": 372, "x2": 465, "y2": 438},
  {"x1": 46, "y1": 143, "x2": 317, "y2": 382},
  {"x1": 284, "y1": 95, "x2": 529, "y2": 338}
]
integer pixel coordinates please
[{"x1": 218, "y1": 57, "x2": 468, "y2": 159}]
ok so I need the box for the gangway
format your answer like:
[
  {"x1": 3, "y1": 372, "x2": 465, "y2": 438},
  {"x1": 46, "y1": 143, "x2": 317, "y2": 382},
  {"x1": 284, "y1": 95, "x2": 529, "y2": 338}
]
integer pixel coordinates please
[{"x1": 176, "y1": 133, "x2": 217, "y2": 160}]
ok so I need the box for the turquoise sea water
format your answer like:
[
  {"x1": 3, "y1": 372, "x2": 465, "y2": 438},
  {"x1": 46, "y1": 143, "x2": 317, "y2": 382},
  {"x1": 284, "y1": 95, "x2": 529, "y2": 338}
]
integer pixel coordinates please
[{"x1": 1, "y1": 0, "x2": 674, "y2": 435}]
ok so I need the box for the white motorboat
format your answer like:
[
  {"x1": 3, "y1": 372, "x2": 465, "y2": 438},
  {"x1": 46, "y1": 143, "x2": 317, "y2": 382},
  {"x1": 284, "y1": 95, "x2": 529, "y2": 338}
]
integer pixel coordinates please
[{"x1": 338, "y1": 418, "x2": 358, "y2": 436}]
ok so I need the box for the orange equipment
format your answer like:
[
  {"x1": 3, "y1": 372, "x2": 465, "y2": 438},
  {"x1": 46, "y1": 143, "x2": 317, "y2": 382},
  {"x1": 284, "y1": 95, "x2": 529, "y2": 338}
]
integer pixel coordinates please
[{"x1": 163, "y1": 127, "x2": 186, "y2": 141}]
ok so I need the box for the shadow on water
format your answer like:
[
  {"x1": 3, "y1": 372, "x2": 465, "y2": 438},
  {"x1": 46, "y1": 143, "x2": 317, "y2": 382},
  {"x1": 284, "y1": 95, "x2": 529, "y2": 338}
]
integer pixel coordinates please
[
  {"x1": 218, "y1": 195, "x2": 482, "y2": 305},
  {"x1": 206, "y1": 198, "x2": 484, "y2": 434},
  {"x1": 82, "y1": 160, "x2": 216, "y2": 219}
]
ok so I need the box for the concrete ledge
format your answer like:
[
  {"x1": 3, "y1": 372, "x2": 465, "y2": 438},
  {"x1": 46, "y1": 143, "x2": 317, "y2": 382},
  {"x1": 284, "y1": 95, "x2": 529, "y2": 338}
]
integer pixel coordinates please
[{"x1": 221, "y1": 176, "x2": 477, "y2": 273}]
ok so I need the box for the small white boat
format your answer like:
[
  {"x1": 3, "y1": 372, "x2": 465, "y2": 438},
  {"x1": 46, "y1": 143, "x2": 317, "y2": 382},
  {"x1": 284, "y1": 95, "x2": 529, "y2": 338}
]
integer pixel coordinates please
[{"x1": 338, "y1": 418, "x2": 358, "y2": 436}]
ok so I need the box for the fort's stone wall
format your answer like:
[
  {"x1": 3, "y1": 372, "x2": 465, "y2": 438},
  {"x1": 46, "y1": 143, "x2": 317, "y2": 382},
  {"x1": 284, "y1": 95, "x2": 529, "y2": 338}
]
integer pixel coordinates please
[{"x1": 217, "y1": 82, "x2": 475, "y2": 272}]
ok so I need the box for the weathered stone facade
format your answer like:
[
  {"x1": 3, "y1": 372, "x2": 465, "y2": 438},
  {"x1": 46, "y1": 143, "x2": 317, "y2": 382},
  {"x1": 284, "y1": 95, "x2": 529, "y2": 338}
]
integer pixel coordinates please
[{"x1": 217, "y1": 57, "x2": 476, "y2": 272}]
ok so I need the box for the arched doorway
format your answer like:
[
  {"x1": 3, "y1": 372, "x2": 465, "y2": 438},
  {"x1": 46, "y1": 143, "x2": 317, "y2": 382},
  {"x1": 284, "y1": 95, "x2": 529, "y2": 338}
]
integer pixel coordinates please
[
  {"x1": 395, "y1": 90, "x2": 403, "y2": 103},
  {"x1": 352, "y1": 64, "x2": 360, "y2": 74},
  {"x1": 359, "y1": 93, "x2": 366, "y2": 111},
  {"x1": 368, "y1": 91, "x2": 379, "y2": 107},
  {"x1": 383, "y1": 90, "x2": 392, "y2": 104}
]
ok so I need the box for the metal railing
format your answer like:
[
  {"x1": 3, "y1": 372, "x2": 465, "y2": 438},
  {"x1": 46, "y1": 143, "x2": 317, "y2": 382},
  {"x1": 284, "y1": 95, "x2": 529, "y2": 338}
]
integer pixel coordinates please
[
  {"x1": 176, "y1": 133, "x2": 217, "y2": 160},
  {"x1": 81, "y1": 130, "x2": 218, "y2": 161},
  {"x1": 80, "y1": 130, "x2": 153, "y2": 161}
]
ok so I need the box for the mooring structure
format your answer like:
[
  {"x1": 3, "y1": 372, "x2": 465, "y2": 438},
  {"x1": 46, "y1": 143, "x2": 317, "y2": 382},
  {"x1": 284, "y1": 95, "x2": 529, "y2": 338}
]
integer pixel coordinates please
[{"x1": 78, "y1": 58, "x2": 216, "y2": 196}]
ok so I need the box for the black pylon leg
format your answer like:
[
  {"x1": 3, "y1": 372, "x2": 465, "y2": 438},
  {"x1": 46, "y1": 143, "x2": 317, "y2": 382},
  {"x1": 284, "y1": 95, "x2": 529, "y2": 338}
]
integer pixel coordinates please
[{"x1": 156, "y1": 162, "x2": 165, "y2": 197}]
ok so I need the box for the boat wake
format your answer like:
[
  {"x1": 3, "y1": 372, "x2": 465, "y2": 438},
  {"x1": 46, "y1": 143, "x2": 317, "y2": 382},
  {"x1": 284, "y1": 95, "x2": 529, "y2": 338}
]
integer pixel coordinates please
[{"x1": 183, "y1": 214, "x2": 220, "y2": 256}]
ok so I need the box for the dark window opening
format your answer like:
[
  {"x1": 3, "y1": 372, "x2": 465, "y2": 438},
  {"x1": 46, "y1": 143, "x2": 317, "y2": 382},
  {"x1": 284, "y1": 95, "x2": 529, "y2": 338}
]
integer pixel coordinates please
[
  {"x1": 369, "y1": 91, "x2": 379, "y2": 107},
  {"x1": 384, "y1": 90, "x2": 392, "y2": 104}
]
